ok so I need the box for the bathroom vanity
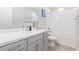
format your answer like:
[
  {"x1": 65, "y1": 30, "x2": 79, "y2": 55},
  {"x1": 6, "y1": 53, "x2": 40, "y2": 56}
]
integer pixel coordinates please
[{"x1": 0, "y1": 29, "x2": 48, "y2": 51}]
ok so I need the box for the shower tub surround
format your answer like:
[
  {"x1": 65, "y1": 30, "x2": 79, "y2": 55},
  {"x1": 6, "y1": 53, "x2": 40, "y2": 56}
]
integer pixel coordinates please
[{"x1": 0, "y1": 28, "x2": 48, "y2": 51}]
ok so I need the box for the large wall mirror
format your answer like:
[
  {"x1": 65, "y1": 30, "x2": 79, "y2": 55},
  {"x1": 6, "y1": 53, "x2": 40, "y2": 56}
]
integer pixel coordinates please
[{"x1": 0, "y1": 7, "x2": 39, "y2": 29}]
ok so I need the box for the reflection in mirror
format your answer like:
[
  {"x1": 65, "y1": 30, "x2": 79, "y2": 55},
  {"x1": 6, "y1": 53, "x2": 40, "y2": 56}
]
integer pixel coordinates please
[{"x1": 0, "y1": 7, "x2": 38, "y2": 30}]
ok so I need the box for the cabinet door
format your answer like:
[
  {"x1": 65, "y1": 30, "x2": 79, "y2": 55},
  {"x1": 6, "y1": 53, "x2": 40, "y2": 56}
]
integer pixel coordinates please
[
  {"x1": 39, "y1": 39, "x2": 43, "y2": 51},
  {"x1": 28, "y1": 34, "x2": 43, "y2": 45},
  {"x1": 28, "y1": 41, "x2": 39, "y2": 51},
  {"x1": 43, "y1": 37, "x2": 48, "y2": 51},
  {"x1": 0, "y1": 39, "x2": 27, "y2": 51}
]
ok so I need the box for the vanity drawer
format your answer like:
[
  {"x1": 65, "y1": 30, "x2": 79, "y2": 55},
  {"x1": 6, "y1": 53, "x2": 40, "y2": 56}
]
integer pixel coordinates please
[
  {"x1": 28, "y1": 34, "x2": 43, "y2": 45},
  {"x1": 0, "y1": 39, "x2": 27, "y2": 51}
]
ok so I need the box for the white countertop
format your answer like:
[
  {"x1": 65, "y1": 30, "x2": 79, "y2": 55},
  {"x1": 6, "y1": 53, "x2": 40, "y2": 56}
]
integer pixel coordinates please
[{"x1": 0, "y1": 29, "x2": 48, "y2": 47}]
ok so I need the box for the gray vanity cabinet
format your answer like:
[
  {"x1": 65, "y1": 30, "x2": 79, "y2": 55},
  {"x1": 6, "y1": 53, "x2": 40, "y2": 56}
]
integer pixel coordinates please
[
  {"x1": 43, "y1": 32, "x2": 48, "y2": 51},
  {"x1": 0, "y1": 32, "x2": 48, "y2": 51},
  {"x1": 28, "y1": 32, "x2": 48, "y2": 51},
  {"x1": 0, "y1": 39, "x2": 27, "y2": 51},
  {"x1": 28, "y1": 39, "x2": 43, "y2": 51},
  {"x1": 38, "y1": 39, "x2": 43, "y2": 51},
  {"x1": 28, "y1": 34, "x2": 43, "y2": 51},
  {"x1": 28, "y1": 41, "x2": 39, "y2": 51}
]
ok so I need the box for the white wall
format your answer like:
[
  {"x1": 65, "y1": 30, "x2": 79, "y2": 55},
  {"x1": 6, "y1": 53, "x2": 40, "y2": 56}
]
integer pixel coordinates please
[
  {"x1": 37, "y1": 8, "x2": 48, "y2": 30},
  {"x1": 53, "y1": 8, "x2": 77, "y2": 48},
  {"x1": 38, "y1": 8, "x2": 57, "y2": 36},
  {"x1": 47, "y1": 9, "x2": 57, "y2": 37},
  {"x1": 44, "y1": 8, "x2": 77, "y2": 48},
  {"x1": 0, "y1": 7, "x2": 12, "y2": 29}
]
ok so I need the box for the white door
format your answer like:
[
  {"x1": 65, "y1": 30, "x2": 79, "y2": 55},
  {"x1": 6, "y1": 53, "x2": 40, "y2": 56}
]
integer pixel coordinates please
[{"x1": 55, "y1": 8, "x2": 77, "y2": 48}]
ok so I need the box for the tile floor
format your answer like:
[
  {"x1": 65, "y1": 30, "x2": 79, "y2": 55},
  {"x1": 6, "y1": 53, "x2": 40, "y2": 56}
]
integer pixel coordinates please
[{"x1": 48, "y1": 43, "x2": 76, "y2": 51}]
